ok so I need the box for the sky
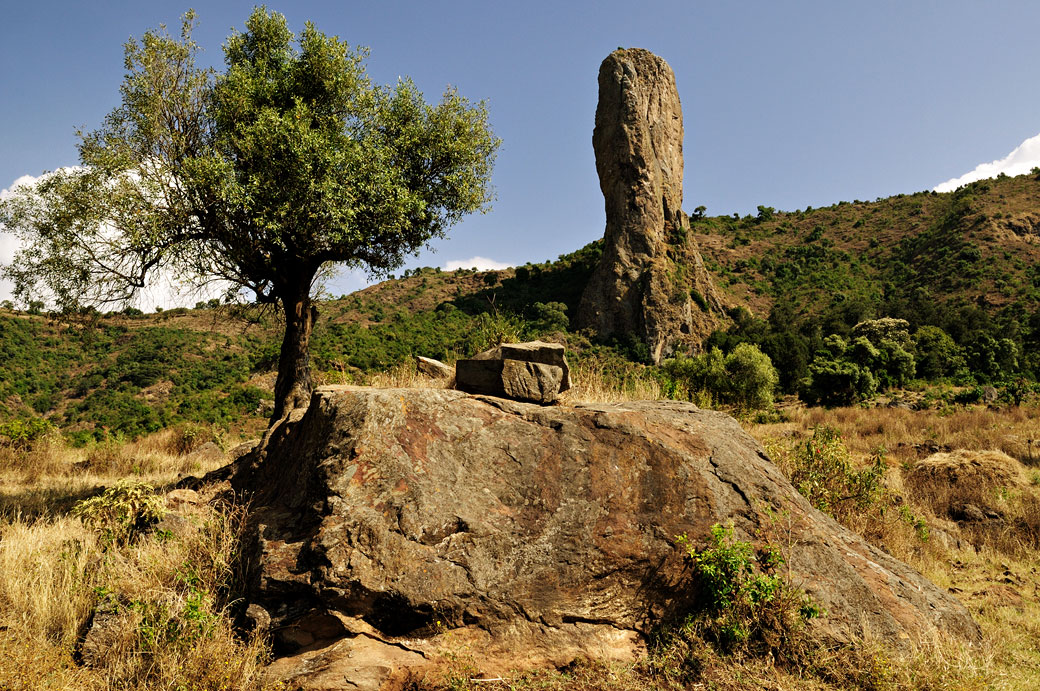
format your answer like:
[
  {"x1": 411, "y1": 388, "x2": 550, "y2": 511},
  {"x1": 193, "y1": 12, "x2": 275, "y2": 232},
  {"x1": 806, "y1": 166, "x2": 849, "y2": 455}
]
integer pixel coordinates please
[{"x1": 3, "y1": 0, "x2": 1040, "y2": 307}]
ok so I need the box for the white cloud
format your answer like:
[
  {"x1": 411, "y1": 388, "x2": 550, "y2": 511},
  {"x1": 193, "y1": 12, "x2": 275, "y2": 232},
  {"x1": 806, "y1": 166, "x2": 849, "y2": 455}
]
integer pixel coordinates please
[
  {"x1": 935, "y1": 132, "x2": 1040, "y2": 193},
  {"x1": 0, "y1": 171, "x2": 224, "y2": 310},
  {"x1": 0, "y1": 175, "x2": 46, "y2": 304},
  {"x1": 443, "y1": 256, "x2": 512, "y2": 271}
]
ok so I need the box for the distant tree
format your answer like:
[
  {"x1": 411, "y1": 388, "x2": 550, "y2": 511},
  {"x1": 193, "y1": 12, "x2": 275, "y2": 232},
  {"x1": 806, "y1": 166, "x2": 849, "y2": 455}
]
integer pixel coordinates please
[
  {"x1": 913, "y1": 325, "x2": 964, "y2": 380},
  {"x1": 723, "y1": 343, "x2": 778, "y2": 410},
  {"x1": 528, "y1": 301, "x2": 569, "y2": 333},
  {"x1": 0, "y1": 9, "x2": 499, "y2": 421},
  {"x1": 800, "y1": 335, "x2": 878, "y2": 406},
  {"x1": 850, "y1": 318, "x2": 915, "y2": 388}
]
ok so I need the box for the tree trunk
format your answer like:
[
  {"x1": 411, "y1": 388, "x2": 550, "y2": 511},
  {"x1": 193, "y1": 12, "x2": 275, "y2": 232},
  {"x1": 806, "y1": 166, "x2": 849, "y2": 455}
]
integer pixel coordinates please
[{"x1": 271, "y1": 287, "x2": 319, "y2": 423}]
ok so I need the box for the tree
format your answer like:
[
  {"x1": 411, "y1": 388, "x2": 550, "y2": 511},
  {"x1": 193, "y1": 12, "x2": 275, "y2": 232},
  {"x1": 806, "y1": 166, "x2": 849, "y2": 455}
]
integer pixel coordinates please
[
  {"x1": 723, "y1": 343, "x2": 778, "y2": 410},
  {"x1": 661, "y1": 344, "x2": 777, "y2": 411},
  {"x1": 0, "y1": 9, "x2": 499, "y2": 421}
]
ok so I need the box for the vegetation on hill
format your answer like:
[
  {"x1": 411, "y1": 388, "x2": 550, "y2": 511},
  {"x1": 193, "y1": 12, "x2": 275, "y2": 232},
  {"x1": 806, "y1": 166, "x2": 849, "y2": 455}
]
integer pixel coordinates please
[
  {"x1": 691, "y1": 171, "x2": 1040, "y2": 399},
  {"x1": 3, "y1": 171, "x2": 1040, "y2": 442}
]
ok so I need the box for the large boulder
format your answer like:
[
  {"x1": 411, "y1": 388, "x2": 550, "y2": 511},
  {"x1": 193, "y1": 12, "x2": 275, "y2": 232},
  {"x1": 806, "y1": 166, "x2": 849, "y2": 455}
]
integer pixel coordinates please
[
  {"x1": 455, "y1": 340, "x2": 570, "y2": 404},
  {"x1": 233, "y1": 386, "x2": 979, "y2": 690},
  {"x1": 577, "y1": 48, "x2": 725, "y2": 363}
]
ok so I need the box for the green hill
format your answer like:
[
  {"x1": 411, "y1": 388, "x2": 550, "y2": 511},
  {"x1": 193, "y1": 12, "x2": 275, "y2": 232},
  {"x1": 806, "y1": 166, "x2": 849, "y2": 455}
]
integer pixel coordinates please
[{"x1": 2, "y1": 172, "x2": 1039, "y2": 439}]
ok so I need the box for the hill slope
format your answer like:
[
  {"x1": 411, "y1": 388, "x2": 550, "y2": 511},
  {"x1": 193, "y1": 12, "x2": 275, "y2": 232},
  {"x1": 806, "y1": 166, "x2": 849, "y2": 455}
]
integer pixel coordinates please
[{"x1": 2, "y1": 172, "x2": 1040, "y2": 436}]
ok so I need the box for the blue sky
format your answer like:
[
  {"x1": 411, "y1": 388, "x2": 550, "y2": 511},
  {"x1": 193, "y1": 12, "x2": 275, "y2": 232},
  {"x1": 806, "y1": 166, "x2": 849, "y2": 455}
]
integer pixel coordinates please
[{"x1": 3, "y1": 1, "x2": 1040, "y2": 305}]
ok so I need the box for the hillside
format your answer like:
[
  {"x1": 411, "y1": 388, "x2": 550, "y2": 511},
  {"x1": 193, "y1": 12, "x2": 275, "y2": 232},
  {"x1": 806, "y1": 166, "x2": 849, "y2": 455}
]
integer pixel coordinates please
[
  {"x1": 3, "y1": 172, "x2": 1040, "y2": 438},
  {"x1": 695, "y1": 171, "x2": 1040, "y2": 329}
]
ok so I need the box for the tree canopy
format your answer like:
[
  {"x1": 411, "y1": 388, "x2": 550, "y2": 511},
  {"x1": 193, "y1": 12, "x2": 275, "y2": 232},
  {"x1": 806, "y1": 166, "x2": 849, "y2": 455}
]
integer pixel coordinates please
[{"x1": 1, "y1": 8, "x2": 499, "y2": 420}]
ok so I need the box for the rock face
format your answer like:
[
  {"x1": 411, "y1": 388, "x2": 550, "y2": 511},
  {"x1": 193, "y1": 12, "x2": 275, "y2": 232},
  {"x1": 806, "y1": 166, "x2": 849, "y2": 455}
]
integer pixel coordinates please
[
  {"x1": 455, "y1": 341, "x2": 570, "y2": 404},
  {"x1": 577, "y1": 48, "x2": 724, "y2": 363},
  {"x1": 234, "y1": 386, "x2": 978, "y2": 689}
]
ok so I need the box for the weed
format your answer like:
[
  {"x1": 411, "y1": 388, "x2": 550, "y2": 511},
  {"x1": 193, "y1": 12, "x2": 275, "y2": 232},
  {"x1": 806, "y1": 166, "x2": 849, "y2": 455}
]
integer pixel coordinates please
[
  {"x1": 72, "y1": 480, "x2": 166, "y2": 545},
  {"x1": 675, "y1": 522, "x2": 820, "y2": 656}
]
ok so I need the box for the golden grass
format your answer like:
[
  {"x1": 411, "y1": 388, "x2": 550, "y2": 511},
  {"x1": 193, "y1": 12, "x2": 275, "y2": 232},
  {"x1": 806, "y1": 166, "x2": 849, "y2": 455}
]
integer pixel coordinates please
[
  {"x1": 753, "y1": 403, "x2": 1040, "y2": 466},
  {"x1": 564, "y1": 357, "x2": 664, "y2": 404},
  {"x1": 0, "y1": 480, "x2": 270, "y2": 689},
  {"x1": 0, "y1": 425, "x2": 270, "y2": 689}
]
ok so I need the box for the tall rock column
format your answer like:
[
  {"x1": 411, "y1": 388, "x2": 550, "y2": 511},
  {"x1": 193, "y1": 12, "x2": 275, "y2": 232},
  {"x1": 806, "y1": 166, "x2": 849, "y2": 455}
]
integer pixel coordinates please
[{"x1": 577, "y1": 48, "x2": 724, "y2": 363}]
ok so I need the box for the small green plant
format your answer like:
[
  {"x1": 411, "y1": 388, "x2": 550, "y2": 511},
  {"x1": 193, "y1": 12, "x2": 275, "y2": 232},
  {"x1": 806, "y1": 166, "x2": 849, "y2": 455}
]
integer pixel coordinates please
[
  {"x1": 897, "y1": 505, "x2": 929, "y2": 541},
  {"x1": 0, "y1": 417, "x2": 54, "y2": 448},
  {"x1": 676, "y1": 522, "x2": 820, "y2": 653},
  {"x1": 72, "y1": 481, "x2": 166, "y2": 545},
  {"x1": 785, "y1": 427, "x2": 885, "y2": 521}
]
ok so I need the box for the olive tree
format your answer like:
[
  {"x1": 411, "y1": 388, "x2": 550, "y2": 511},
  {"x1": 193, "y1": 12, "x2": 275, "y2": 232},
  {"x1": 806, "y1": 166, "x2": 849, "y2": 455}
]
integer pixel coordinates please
[{"x1": 1, "y1": 9, "x2": 499, "y2": 421}]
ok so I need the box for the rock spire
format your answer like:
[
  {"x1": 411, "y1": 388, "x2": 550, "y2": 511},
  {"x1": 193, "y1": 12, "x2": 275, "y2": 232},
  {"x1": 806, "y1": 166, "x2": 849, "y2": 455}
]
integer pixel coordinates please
[{"x1": 577, "y1": 48, "x2": 724, "y2": 362}]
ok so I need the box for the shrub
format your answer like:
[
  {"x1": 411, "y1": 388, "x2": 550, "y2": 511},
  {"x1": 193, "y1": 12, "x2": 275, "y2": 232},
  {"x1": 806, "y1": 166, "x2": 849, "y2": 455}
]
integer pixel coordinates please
[
  {"x1": 782, "y1": 427, "x2": 885, "y2": 522},
  {"x1": 662, "y1": 344, "x2": 777, "y2": 411},
  {"x1": 0, "y1": 417, "x2": 54, "y2": 449},
  {"x1": 768, "y1": 427, "x2": 930, "y2": 551},
  {"x1": 674, "y1": 522, "x2": 820, "y2": 655},
  {"x1": 724, "y1": 343, "x2": 779, "y2": 410},
  {"x1": 72, "y1": 481, "x2": 166, "y2": 546}
]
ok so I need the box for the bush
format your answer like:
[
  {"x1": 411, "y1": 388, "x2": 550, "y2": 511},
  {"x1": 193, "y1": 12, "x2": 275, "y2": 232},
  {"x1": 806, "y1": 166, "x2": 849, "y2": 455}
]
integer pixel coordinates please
[
  {"x1": 724, "y1": 343, "x2": 779, "y2": 410},
  {"x1": 72, "y1": 481, "x2": 166, "y2": 546},
  {"x1": 0, "y1": 417, "x2": 54, "y2": 449},
  {"x1": 782, "y1": 427, "x2": 885, "y2": 522},
  {"x1": 674, "y1": 522, "x2": 820, "y2": 655},
  {"x1": 662, "y1": 344, "x2": 777, "y2": 411},
  {"x1": 769, "y1": 427, "x2": 930, "y2": 548}
]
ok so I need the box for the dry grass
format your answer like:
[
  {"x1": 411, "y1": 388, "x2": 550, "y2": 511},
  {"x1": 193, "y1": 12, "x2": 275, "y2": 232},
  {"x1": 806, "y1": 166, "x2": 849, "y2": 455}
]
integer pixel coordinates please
[
  {"x1": 563, "y1": 357, "x2": 665, "y2": 404},
  {"x1": 0, "y1": 425, "x2": 269, "y2": 689},
  {"x1": 0, "y1": 443, "x2": 270, "y2": 689},
  {"x1": 753, "y1": 403, "x2": 1040, "y2": 466}
]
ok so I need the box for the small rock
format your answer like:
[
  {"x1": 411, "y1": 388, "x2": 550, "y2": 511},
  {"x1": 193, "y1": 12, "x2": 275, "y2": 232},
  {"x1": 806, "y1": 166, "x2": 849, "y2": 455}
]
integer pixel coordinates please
[
  {"x1": 153, "y1": 511, "x2": 193, "y2": 538},
  {"x1": 230, "y1": 439, "x2": 261, "y2": 461},
  {"x1": 415, "y1": 355, "x2": 454, "y2": 379},
  {"x1": 79, "y1": 597, "x2": 124, "y2": 668},
  {"x1": 951, "y1": 503, "x2": 987, "y2": 522},
  {"x1": 165, "y1": 488, "x2": 200, "y2": 509},
  {"x1": 191, "y1": 441, "x2": 224, "y2": 462},
  {"x1": 245, "y1": 603, "x2": 272, "y2": 634}
]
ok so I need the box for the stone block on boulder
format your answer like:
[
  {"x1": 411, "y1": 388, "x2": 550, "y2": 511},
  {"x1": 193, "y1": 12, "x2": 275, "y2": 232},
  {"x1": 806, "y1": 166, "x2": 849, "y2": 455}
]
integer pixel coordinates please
[{"x1": 455, "y1": 340, "x2": 570, "y2": 403}]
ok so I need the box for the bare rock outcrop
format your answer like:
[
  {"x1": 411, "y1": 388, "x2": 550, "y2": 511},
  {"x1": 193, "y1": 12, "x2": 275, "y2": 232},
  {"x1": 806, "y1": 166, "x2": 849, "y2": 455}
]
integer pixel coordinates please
[
  {"x1": 232, "y1": 386, "x2": 978, "y2": 689},
  {"x1": 577, "y1": 48, "x2": 724, "y2": 363}
]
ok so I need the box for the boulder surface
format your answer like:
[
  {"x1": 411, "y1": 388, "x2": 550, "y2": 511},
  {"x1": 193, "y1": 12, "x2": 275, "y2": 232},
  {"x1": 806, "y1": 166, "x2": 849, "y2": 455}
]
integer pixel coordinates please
[
  {"x1": 577, "y1": 48, "x2": 724, "y2": 362},
  {"x1": 235, "y1": 386, "x2": 978, "y2": 689}
]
